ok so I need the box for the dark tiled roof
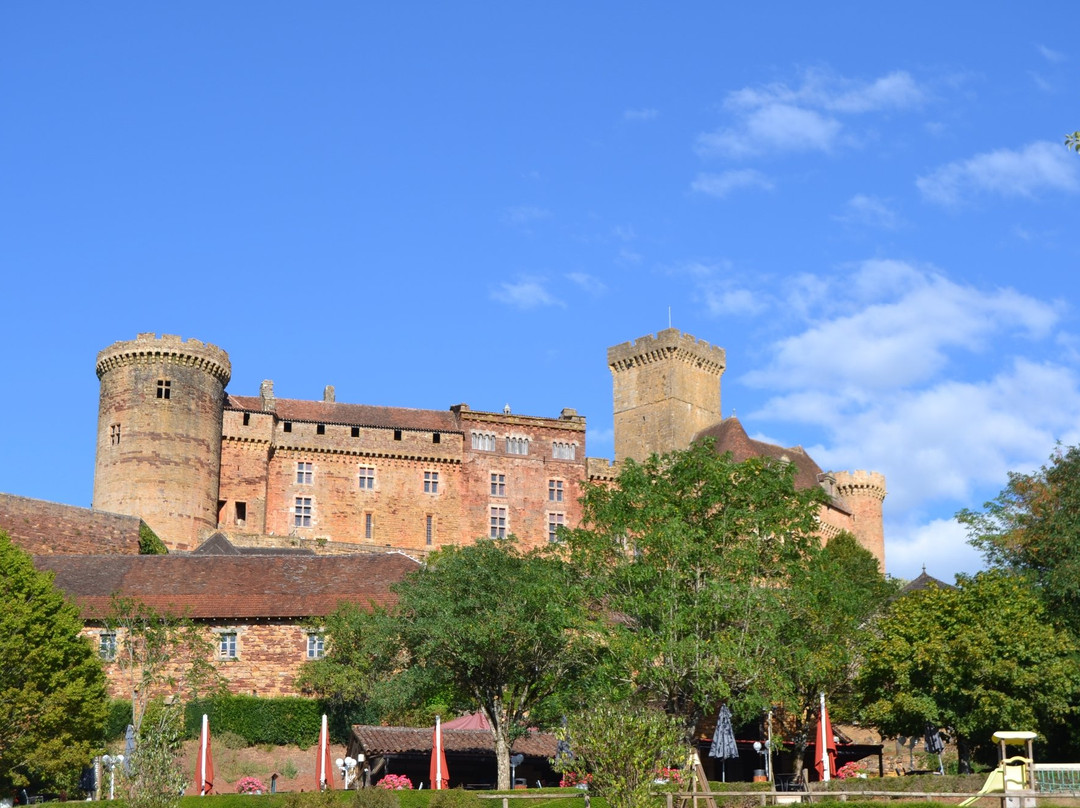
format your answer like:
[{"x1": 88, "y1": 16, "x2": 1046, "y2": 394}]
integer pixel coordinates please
[
  {"x1": 191, "y1": 532, "x2": 315, "y2": 556},
  {"x1": 351, "y1": 726, "x2": 558, "y2": 758},
  {"x1": 696, "y1": 417, "x2": 826, "y2": 491},
  {"x1": 226, "y1": 396, "x2": 460, "y2": 433},
  {"x1": 33, "y1": 552, "x2": 420, "y2": 620},
  {"x1": 0, "y1": 492, "x2": 144, "y2": 555},
  {"x1": 901, "y1": 569, "x2": 954, "y2": 594}
]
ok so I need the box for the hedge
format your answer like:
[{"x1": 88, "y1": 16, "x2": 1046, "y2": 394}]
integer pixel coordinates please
[{"x1": 183, "y1": 696, "x2": 380, "y2": 746}]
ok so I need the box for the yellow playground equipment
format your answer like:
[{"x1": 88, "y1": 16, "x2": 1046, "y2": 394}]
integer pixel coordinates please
[{"x1": 959, "y1": 731, "x2": 1037, "y2": 808}]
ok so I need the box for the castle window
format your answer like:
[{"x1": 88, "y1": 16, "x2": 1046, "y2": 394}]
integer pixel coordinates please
[
  {"x1": 358, "y1": 466, "x2": 375, "y2": 490},
  {"x1": 307, "y1": 633, "x2": 325, "y2": 660},
  {"x1": 294, "y1": 497, "x2": 312, "y2": 527},
  {"x1": 507, "y1": 436, "x2": 529, "y2": 455},
  {"x1": 394, "y1": 429, "x2": 402, "y2": 441},
  {"x1": 426, "y1": 515, "x2": 434, "y2": 545},
  {"x1": 489, "y1": 506, "x2": 507, "y2": 539},
  {"x1": 283, "y1": 422, "x2": 292, "y2": 433},
  {"x1": 110, "y1": 423, "x2": 121, "y2": 445},
  {"x1": 99, "y1": 632, "x2": 117, "y2": 661},
  {"x1": 433, "y1": 432, "x2": 441, "y2": 444},
  {"x1": 548, "y1": 512, "x2": 565, "y2": 543},
  {"x1": 235, "y1": 501, "x2": 246, "y2": 526},
  {"x1": 296, "y1": 462, "x2": 313, "y2": 485},
  {"x1": 156, "y1": 379, "x2": 171, "y2": 400},
  {"x1": 219, "y1": 632, "x2": 238, "y2": 659},
  {"x1": 317, "y1": 424, "x2": 326, "y2": 435},
  {"x1": 549, "y1": 479, "x2": 563, "y2": 502},
  {"x1": 243, "y1": 413, "x2": 250, "y2": 426},
  {"x1": 351, "y1": 426, "x2": 360, "y2": 438},
  {"x1": 423, "y1": 471, "x2": 439, "y2": 494},
  {"x1": 365, "y1": 512, "x2": 374, "y2": 539},
  {"x1": 491, "y1": 473, "x2": 505, "y2": 497},
  {"x1": 471, "y1": 432, "x2": 496, "y2": 451},
  {"x1": 553, "y1": 441, "x2": 576, "y2": 460}
]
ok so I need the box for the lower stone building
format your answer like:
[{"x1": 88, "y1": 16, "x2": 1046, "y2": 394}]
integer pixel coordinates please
[{"x1": 34, "y1": 537, "x2": 419, "y2": 698}]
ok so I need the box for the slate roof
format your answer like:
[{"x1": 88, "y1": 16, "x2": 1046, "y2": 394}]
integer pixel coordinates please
[
  {"x1": 696, "y1": 417, "x2": 849, "y2": 512},
  {"x1": 34, "y1": 551, "x2": 420, "y2": 620},
  {"x1": 900, "y1": 568, "x2": 954, "y2": 594},
  {"x1": 191, "y1": 532, "x2": 315, "y2": 556},
  {"x1": 226, "y1": 396, "x2": 461, "y2": 433},
  {"x1": 350, "y1": 725, "x2": 558, "y2": 758}
]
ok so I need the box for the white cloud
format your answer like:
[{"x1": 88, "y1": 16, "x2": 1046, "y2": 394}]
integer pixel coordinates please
[
  {"x1": 702, "y1": 286, "x2": 768, "y2": 317},
  {"x1": 691, "y1": 169, "x2": 774, "y2": 197},
  {"x1": 917, "y1": 141, "x2": 1080, "y2": 205},
  {"x1": 697, "y1": 104, "x2": 841, "y2": 158},
  {"x1": 697, "y1": 69, "x2": 925, "y2": 158},
  {"x1": 566, "y1": 272, "x2": 607, "y2": 295},
  {"x1": 884, "y1": 517, "x2": 983, "y2": 582},
  {"x1": 623, "y1": 108, "x2": 658, "y2": 121},
  {"x1": 834, "y1": 194, "x2": 901, "y2": 229},
  {"x1": 490, "y1": 277, "x2": 564, "y2": 309},
  {"x1": 1037, "y1": 44, "x2": 1066, "y2": 63}
]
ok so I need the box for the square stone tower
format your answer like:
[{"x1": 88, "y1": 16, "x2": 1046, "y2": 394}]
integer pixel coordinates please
[{"x1": 608, "y1": 329, "x2": 726, "y2": 463}]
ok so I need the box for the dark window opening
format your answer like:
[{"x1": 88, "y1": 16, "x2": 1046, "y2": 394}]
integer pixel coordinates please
[
  {"x1": 235, "y1": 501, "x2": 246, "y2": 526},
  {"x1": 110, "y1": 423, "x2": 121, "y2": 445},
  {"x1": 351, "y1": 427, "x2": 360, "y2": 438},
  {"x1": 317, "y1": 424, "x2": 326, "y2": 435},
  {"x1": 433, "y1": 432, "x2": 441, "y2": 444},
  {"x1": 283, "y1": 422, "x2": 292, "y2": 433},
  {"x1": 156, "y1": 379, "x2": 171, "y2": 399},
  {"x1": 394, "y1": 429, "x2": 402, "y2": 441},
  {"x1": 243, "y1": 413, "x2": 250, "y2": 426},
  {"x1": 217, "y1": 500, "x2": 226, "y2": 526}
]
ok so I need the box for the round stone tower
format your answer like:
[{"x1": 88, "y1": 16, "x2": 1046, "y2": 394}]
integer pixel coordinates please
[
  {"x1": 93, "y1": 333, "x2": 231, "y2": 550},
  {"x1": 834, "y1": 470, "x2": 887, "y2": 571}
]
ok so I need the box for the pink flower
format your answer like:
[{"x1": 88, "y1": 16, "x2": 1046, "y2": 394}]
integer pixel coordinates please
[
  {"x1": 376, "y1": 774, "x2": 413, "y2": 790},
  {"x1": 236, "y1": 777, "x2": 266, "y2": 794}
]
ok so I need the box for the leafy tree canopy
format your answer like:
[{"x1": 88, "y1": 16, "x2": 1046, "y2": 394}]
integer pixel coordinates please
[
  {"x1": 562, "y1": 438, "x2": 828, "y2": 728},
  {"x1": 1067, "y1": 131, "x2": 1079, "y2": 153},
  {"x1": 958, "y1": 443, "x2": 1080, "y2": 635},
  {"x1": 0, "y1": 531, "x2": 108, "y2": 792},
  {"x1": 857, "y1": 569, "x2": 1080, "y2": 771},
  {"x1": 779, "y1": 532, "x2": 898, "y2": 771}
]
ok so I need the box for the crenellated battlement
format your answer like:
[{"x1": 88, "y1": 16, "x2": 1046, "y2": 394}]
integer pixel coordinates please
[
  {"x1": 608, "y1": 328, "x2": 726, "y2": 375},
  {"x1": 834, "y1": 470, "x2": 887, "y2": 501},
  {"x1": 96, "y1": 333, "x2": 231, "y2": 385}
]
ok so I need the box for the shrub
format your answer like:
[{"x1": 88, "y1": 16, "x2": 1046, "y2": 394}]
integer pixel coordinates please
[
  {"x1": 427, "y1": 788, "x2": 482, "y2": 808},
  {"x1": 235, "y1": 777, "x2": 266, "y2": 794},
  {"x1": 217, "y1": 730, "x2": 249, "y2": 750},
  {"x1": 376, "y1": 774, "x2": 413, "y2": 790},
  {"x1": 351, "y1": 787, "x2": 400, "y2": 808}
]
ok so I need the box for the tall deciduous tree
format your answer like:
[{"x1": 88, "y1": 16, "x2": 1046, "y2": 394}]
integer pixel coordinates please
[
  {"x1": 562, "y1": 438, "x2": 828, "y2": 730},
  {"x1": 0, "y1": 531, "x2": 108, "y2": 792},
  {"x1": 958, "y1": 444, "x2": 1080, "y2": 635},
  {"x1": 387, "y1": 540, "x2": 594, "y2": 790},
  {"x1": 780, "y1": 532, "x2": 898, "y2": 774},
  {"x1": 856, "y1": 570, "x2": 1080, "y2": 771}
]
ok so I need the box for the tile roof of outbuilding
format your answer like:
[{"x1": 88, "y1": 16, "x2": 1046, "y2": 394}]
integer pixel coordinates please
[
  {"x1": 34, "y1": 551, "x2": 420, "y2": 620},
  {"x1": 226, "y1": 396, "x2": 461, "y2": 432},
  {"x1": 350, "y1": 725, "x2": 558, "y2": 758}
]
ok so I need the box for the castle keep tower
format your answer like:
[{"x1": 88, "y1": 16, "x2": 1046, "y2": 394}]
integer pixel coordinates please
[
  {"x1": 608, "y1": 329, "x2": 726, "y2": 463},
  {"x1": 93, "y1": 334, "x2": 230, "y2": 550}
]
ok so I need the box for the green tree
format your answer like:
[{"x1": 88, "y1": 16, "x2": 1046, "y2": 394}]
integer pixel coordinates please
[
  {"x1": 562, "y1": 439, "x2": 828, "y2": 729},
  {"x1": 385, "y1": 539, "x2": 595, "y2": 790},
  {"x1": 555, "y1": 701, "x2": 688, "y2": 808},
  {"x1": 856, "y1": 570, "x2": 1080, "y2": 771},
  {"x1": 958, "y1": 444, "x2": 1080, "y2": 635},
  {"x1": 0, "y1": 531, "x2": 108, "y2": 792},
  {"x1": 780, "y1": 533, "x2": 898, "y2": 774},
  {"x1": 1067, "y1": 131, "x2": 1080, "y2": 153}
]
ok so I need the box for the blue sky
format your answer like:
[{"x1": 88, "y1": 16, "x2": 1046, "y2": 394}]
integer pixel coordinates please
[{"x1": 2, "y1": 3, "x2": 1078, "y2": 582}]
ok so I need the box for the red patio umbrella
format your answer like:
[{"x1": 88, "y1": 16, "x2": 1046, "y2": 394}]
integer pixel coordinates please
[
  {"x1": 813, "y1": 693, "x2": 837, "y2": 781},
  {"x1": 196, "y1": 713, "x2": 214, "y2": 796},
  {"x1": 430, "y1": 715, "x2": 450, "y2": 789},
  {"x1": 316, "y1": 714, "x2": 335, "y2": 791}
]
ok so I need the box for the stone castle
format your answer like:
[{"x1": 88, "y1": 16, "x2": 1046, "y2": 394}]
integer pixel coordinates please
[{"x1": 88, "y1": 328, "x2": 887, "y2": 567}]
